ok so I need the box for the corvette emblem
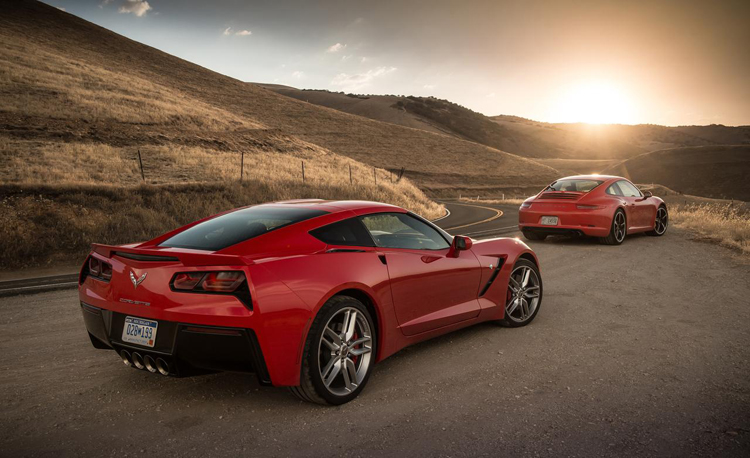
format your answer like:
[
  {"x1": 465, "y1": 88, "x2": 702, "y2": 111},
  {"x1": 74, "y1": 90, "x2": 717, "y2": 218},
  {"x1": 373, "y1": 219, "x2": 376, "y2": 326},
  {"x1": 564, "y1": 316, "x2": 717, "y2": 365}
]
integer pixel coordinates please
[{"x1": 130, "y1": 271, "x2": 147, "y2": 289}]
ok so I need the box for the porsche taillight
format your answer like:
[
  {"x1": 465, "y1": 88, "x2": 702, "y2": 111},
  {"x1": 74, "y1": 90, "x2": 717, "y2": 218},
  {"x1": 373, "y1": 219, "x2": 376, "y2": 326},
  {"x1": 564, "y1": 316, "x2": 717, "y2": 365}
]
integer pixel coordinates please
[{"x1": 520, "y1": 202, "x2": 532, "y2": 209}]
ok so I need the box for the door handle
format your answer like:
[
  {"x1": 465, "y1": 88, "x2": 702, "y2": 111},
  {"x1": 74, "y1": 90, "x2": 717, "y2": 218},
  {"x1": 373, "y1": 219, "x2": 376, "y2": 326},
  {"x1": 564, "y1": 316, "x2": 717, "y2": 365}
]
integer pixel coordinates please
[{"x1": 420, "y1": 255, "x2": 441, "y2": 263}]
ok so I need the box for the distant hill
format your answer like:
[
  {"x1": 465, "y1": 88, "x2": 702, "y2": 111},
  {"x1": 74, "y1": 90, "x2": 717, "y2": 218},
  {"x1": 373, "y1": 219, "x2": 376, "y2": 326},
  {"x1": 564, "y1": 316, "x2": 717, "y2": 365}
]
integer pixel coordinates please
[
  {"x1": 603, "y1": 146, "x2": 750, "y2": 201},
  {"x1": 0, "y1": 1, "x2": 560, "y2": 198},
  {"x1": 265, "y1": 87, "x2": 750, "y2": 161}
]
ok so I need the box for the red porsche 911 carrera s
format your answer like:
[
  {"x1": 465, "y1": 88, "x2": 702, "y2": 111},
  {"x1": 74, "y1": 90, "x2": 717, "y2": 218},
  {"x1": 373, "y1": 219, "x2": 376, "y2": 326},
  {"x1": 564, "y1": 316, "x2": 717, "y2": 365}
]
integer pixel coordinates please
[
  {"x1": 518, "y1": 175, "x2": 668, "y2": 245},
  {"x1": 79, "y1": 200, "x2": 542, "y2": 404}
]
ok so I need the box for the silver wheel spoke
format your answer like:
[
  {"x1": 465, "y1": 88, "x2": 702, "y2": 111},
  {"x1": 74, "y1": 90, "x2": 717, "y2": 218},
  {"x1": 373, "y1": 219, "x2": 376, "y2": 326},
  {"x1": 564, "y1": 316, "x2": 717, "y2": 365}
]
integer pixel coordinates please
[
  {"x1": 322, "y1": 358, "x2": 341, "y2": 387},
  {"x1": 343, "y1": 358, "x2": 357, "y2": 391},
  {"x1": 508, "y1": 277, "x2": 521, "y2": 292},
  {"x1": 521, "y1": 299, "x2": 530, "y2": 319},
  {"x1": 350, "y1": 346, "x2": 371, "y2": 356},
  {"x1": 324, "y1": 327, "x2": 341, "y2": 348},
  {"x1": 343, "y1": 310, "x2": 358, "y2": 342},
  {"x1": 506, "y1": 297, "x2": 519, "y2": 315},
  {"x1": 521, "y1": 268, "x2": 531, "y2": 287}
]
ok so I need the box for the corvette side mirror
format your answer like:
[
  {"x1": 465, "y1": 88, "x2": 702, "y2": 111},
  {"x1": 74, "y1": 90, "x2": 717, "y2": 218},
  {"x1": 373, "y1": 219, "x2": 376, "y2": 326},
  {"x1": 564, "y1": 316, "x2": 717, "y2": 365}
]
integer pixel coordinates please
[
  {"x1": 448, "y1": 236, "x2": 472, "y2": 257},
  {"x1": 643, "y1": 191, "x2": 653, "y2": 198}
]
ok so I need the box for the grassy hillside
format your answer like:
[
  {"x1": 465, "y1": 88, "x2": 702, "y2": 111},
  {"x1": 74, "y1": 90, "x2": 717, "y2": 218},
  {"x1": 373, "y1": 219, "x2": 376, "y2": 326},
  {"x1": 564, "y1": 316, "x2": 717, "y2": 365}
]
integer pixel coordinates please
[
  {"x1": 0, "y1": 1, "x2": 558, "y2": 196},
  {"x1": 264, "y1": 85, "x2": 750, "y2": 161},
  {"x1": 603, "y1": 146, "x2": 750, "y2": 201}
]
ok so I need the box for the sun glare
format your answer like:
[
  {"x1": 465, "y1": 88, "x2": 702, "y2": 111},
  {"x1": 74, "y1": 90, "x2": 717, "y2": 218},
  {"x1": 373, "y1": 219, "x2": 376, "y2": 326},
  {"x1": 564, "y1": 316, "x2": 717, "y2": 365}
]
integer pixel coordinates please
[{"x1": 549, "y1": 82, "x2": 637, "y2": 124}]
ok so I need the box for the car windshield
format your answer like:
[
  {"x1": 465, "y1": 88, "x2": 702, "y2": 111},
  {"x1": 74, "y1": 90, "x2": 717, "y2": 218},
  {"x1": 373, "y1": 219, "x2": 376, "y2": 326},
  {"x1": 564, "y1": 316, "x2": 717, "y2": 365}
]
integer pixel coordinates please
[
  {"x1": 546, "y1": 179, "x2": 603, "y2": 193},
  {"x1": 160, "y1": 206, "x2": 328, "y2": 251}
]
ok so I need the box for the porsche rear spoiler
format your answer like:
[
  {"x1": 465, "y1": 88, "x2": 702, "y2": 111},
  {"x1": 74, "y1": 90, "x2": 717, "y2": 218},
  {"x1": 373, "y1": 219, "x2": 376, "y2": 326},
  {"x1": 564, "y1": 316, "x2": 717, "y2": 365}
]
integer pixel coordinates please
[{"x1": 90, "y1": 243, "x2": 249, "y2": 267}]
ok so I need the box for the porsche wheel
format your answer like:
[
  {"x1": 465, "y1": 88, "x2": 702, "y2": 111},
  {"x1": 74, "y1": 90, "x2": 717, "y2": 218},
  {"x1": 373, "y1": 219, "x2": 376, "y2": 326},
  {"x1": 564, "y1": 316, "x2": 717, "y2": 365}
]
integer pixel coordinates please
[
  {"x1": 291, "y1": 295, "x2": 376, "y2": 405},
  {"x1": 600, "y1": 209, "x2": 626, "y2": 245},
  {"x1": 522, "y1": 230, "x2": 547, "y2": 241},
  {"x1": 647, "y1": 205, "x2": 668, "y2": 236},
  {"x1": 500, "y1": 259, "x2": 543, "y2": 327}
]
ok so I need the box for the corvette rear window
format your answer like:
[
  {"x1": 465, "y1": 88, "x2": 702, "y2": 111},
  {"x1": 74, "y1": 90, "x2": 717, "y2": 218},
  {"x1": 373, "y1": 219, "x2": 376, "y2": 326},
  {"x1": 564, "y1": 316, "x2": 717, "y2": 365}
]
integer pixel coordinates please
[
  {"x1": 160, "y1": 207, "x2": 328, "y2": 251},
  {"x1": 546, "y1": 179, "x2": 603, "y2": 193}
]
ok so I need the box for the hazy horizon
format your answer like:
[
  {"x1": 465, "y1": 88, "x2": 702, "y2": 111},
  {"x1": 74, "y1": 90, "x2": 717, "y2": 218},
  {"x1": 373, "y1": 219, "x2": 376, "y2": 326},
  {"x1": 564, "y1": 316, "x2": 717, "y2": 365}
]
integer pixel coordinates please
[{"x1": 41, "y1": 0, "x2": 750, "y2": 127}]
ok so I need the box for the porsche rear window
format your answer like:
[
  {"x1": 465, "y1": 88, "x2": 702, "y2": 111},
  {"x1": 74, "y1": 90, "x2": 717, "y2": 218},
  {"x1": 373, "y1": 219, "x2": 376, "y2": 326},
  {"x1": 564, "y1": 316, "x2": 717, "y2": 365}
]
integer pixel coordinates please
[
  {"x1": 546, "y1": 179, "x2": 603, "y2": 193},
  {"x1": 160, "y1": 207, "x2": 328, "y2": 251}
]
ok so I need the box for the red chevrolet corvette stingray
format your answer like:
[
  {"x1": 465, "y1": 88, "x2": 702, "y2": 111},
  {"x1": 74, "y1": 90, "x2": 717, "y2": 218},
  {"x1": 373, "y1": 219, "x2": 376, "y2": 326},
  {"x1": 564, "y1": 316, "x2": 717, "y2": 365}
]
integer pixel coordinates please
[
  {"x1": 518, "y1": 175, "x2": 668, "y2": 245},
  {"x1": 80, "y1": 200, "x2": 542, "y2": 404}
]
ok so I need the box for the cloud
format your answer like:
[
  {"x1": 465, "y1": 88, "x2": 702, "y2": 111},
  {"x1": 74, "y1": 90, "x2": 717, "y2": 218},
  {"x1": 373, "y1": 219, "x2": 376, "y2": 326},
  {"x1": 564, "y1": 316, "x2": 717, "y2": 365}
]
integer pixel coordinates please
[
  {"x1": 118, "y1": 0, "x2": 151, "y2": 17},
  {"x1": 331, "y1": 66, "x2": 397, "y2": 91},
  {"x1": 292, "y1": 71, "x2": 305, "y2": 79},
  {"x1": 223, "y1": 27, "x2": 252, "y2": 36},
  {"x1": 326, "y1": 43, "x2": 346, "y2": 53},
  {"x1": 360, "y1": 57, "x2": 368, "y2": 63},
  {"x1": 487, "y1": 92, "x2": 496, "y2": 98},
  {"x1": 341, "y1": 55, "x2": 352, "y2": 61},
  {"x1": 423, "y1": 84, "x2": 436, "y2": 90}
]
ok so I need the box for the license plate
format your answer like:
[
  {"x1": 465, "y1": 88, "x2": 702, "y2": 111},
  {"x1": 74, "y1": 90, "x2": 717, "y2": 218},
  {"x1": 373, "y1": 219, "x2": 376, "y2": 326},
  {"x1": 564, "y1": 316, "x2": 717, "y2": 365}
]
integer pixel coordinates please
[
  {"x1": 122, "y1": 316, "x2": 158, "y2": 348},
  {"x1": 541, "y1": 216, "x2": 559, "y2": 226}
]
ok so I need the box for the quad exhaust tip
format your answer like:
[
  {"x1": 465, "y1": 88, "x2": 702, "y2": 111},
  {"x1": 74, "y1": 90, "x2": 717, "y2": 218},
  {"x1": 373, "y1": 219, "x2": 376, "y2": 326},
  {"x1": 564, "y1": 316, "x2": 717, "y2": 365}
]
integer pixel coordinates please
[
  {"x1": 155, "y1": 358, "x2": 170, "y2": 376},
  {"x1": 144, "y1": 355, "x2": 158, "y2": 373},
  {"x1": 132, "y1": 352, "x2": 145, "y2": 370},
  {"x1": 120, "y1": 350, "x2": 132, "y2": 367},
  {"x1": 120, "y1": 350, "x2": 170, "y2": 375}
]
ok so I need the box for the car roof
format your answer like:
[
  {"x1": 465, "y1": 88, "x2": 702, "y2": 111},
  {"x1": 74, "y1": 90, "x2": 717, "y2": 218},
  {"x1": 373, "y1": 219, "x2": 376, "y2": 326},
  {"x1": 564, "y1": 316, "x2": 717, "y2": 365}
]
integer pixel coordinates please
[
  {"x1": 555, "y1": 174, "x2": 623, "y2": 182},
  {"x1": 257, "y1": 199, "x2": 404, "y2": 214}
]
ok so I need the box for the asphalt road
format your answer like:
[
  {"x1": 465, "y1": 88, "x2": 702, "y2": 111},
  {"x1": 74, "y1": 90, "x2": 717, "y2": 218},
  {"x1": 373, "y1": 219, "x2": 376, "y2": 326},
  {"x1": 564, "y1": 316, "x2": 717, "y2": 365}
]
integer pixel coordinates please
[{"x1": 1, "y1": 202, "x2": 749, "y2": 457}]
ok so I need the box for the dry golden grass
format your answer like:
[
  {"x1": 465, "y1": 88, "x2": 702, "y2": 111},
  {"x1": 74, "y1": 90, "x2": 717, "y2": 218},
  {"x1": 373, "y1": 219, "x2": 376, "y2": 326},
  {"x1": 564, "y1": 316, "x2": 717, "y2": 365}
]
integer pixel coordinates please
[
  {"x1": 0, "y1": 39, "x2": 257, "y2": 130},
  {"x1": 670, "y1": 203, "x2": 750, "y2": 256},
  {"x1": 0, "y1": 180, "x2": 444, "y2": 269}
]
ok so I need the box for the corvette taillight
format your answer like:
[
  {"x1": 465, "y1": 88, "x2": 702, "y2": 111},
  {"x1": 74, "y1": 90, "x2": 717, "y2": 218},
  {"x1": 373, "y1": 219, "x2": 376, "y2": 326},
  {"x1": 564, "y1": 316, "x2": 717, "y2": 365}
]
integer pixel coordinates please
[
  {"x1": 576, "y1": 204, "x2": 604, "y2": 210},
  {"x1": 170, "y1": 271, "x2": 247, "y2": 293},
  {"x1": 85, "y1": 256, "x2": 113, "y2": 282}
]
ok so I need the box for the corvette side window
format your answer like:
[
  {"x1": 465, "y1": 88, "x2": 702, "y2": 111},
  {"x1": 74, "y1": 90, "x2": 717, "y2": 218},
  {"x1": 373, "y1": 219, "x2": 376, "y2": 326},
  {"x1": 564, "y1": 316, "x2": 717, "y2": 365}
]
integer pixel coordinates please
[
  {"x1": 359, "y1": 213, "x2": 450, "y2": 251},
  {"x1": 617, "y1": 181, "x2": 641, "y2": 197},
  {"x1": 310, "y1": 218, "x2": 375, "y2": 247}
]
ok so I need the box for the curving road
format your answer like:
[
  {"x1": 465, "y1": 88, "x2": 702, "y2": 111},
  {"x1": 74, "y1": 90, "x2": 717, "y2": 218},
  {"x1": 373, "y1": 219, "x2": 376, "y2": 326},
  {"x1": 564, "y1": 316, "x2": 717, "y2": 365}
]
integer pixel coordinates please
[
  {"x1": 435, "y1": 199, "x2": 521, "y2": 239},
  {"x1": 1, "y1": 202, "x2": 749, "y2": 457}
]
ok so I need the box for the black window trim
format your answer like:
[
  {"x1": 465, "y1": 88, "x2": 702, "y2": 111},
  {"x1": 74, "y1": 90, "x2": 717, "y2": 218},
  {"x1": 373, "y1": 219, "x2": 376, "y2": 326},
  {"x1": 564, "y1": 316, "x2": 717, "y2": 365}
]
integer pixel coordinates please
[{"x1": 358, "y1": 211, "x2": 452, "y2": 252}]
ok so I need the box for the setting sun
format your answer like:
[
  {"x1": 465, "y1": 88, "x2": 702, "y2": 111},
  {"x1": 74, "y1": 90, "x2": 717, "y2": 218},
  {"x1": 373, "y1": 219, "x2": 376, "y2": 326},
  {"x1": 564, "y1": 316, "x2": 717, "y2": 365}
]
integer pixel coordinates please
[{"x1": 548, "y1": 81, "x2": 638, "y2": 124}]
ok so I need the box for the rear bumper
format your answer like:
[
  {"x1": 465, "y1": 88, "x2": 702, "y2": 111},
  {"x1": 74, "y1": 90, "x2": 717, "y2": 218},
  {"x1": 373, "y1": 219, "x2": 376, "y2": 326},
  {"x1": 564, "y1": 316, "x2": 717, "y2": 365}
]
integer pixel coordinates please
[
  {"x1": 81, "y1": 302, "x2": 271, "y2": 384},
  {"x1": 518, "y1": 209, "x2": 611, "y2": 237}
]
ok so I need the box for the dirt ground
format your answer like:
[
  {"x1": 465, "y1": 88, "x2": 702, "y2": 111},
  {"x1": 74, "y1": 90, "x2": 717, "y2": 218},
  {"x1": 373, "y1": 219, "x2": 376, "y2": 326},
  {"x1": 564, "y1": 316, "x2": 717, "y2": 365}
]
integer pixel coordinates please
[{"x1": 1, "y1": 228, "x2": 749, "y2": 457}]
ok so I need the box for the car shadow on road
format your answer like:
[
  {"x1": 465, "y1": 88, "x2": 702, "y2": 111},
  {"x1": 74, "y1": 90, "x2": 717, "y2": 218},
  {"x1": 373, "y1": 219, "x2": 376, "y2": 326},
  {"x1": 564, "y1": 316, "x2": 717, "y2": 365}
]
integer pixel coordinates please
[{"x1": 527, "y1": 232, "x2": 652, "y2": 246}]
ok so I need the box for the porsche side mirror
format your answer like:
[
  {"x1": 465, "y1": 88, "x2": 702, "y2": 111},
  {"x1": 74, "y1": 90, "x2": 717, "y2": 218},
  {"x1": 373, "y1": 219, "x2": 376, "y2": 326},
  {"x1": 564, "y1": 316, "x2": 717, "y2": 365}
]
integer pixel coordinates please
[
  {"x1": 449, "y1": 236, "x2": 472, "y2": 257},
  {"x1": 643, "y1": 191, "x2": 653, "y2": 198}
]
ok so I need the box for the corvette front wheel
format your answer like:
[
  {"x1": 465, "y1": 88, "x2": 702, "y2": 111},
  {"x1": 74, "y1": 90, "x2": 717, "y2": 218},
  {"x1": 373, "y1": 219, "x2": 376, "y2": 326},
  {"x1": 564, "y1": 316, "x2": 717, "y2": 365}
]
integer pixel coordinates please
[
  {"x1": 500, "y1": 259, "x2": 543, "y2": 327},
  {"x1": 291, "y1": 295, "x2": 376, "y2": 405}
]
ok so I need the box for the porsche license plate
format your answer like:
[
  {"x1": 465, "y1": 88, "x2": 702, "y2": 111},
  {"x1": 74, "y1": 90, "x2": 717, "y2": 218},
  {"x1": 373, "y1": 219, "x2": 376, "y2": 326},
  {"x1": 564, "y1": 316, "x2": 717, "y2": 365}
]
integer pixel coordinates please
[
  {"x1": 541, "y1": 216, "x2": 559, "y2": 226},
  {"x1": 122, "y1": 316, "x2": 158, "y2": 347}
]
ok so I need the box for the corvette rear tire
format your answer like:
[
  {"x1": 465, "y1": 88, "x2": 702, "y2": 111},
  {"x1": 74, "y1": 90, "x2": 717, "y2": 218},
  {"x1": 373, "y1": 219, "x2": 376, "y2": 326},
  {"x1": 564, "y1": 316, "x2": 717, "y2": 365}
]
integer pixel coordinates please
[
  {"x1": 646, "y1": 205, "x2": 668, "y2": 236},
  {"x1": 600, "y1": 209, "x2": 626, "y2": 245},
  {"x1": 522, "y1": 230, "x2": 547, "y2": 241},
  {"x1": 291, "y1": 295, "x2": 376, "y2": 405},
  {"x1": 500, "y1": 259, "x2": 543, "y2": 328}
]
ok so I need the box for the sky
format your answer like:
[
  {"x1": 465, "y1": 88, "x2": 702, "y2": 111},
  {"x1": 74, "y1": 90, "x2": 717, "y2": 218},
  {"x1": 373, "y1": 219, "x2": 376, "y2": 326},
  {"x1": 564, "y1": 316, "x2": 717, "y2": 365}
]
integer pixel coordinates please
[{"x1": 43, "y1": 0, "x2": 750, "y2": 126}]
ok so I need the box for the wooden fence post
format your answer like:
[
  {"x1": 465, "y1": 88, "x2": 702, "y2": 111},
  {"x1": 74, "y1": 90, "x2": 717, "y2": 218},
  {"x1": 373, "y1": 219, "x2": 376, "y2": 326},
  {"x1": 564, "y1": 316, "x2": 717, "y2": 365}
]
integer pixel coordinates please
[
  {"x1": 349, "y1": 164, "x2": 352, "y2": 185},
  {"x1": 302, "y1": 161, "x2": 305, "y2": 182},
  {"x1": 240, "y1": 150, "x2": 244, "y2": 182},
  {"x1": 373, "y1": 167, "x2": 377, "y2": 185},
  {"x1": 137, "y1": 149, "x2": 145, "y2": 182}
]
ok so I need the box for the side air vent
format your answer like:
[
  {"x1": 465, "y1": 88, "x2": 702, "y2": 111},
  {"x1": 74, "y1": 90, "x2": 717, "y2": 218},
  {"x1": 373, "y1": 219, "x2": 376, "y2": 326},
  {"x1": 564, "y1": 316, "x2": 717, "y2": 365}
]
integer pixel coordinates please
[
  {"x1": 113, "y1": 251, "x2": 180, "y2": 262},
  {"x1": 479, "y1": 257, "x2": 506, "y2": 297}
]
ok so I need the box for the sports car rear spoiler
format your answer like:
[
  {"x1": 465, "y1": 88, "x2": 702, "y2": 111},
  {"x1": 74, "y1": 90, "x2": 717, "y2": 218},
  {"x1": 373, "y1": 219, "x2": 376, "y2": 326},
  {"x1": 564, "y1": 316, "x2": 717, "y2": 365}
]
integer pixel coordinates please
[{"x1": 90, "y1": 243, "x2": 249, "y2": 267}]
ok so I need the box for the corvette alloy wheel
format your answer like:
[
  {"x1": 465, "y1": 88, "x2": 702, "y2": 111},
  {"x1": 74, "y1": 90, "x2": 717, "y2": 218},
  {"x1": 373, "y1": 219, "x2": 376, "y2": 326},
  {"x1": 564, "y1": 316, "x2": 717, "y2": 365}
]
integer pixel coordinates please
[
  {"x1": 318, "y1": 307, "x2": 374, "y2": 396},
  {"x1": 654, "y1": 207, "x2": 668, "y2": 235},
  {"x1": 502, "y1": 260, "x2": 542, "y2": 327}
]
